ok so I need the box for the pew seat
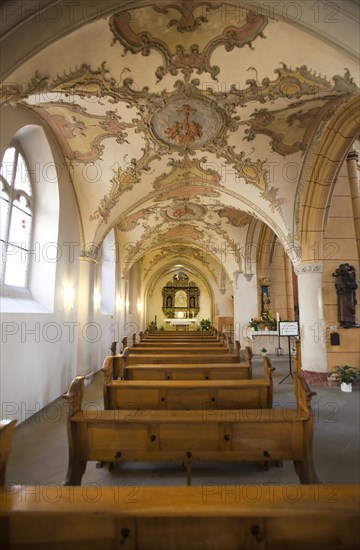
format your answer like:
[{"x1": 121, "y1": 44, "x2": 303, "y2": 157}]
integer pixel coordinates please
[
  {"x1": 124, "y1": 364, "x2": 252, "y2": 380},
  {"x1": 0, "y1": 420, "x2": 17, "y2": 485},
  {"x1": 63, "y1": 373, "x2": 318, "y2": 486},
  {"x1": 102, "y1": 379, "x2": 272, "y2": 410},
  {"x1": 1, "y1": 484, "x2": 358, "y2": 549},
  {"x1": 102, "y1": 357, "x2": 273, "y2": 409}
]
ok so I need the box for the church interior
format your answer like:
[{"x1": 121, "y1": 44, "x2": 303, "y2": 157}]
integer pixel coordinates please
[{"x1": 0, "y1": 0, "x2": 359, "y2": 547}]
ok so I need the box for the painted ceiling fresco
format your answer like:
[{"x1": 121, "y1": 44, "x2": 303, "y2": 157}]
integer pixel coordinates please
[{"x1": 1, "y1": 0, "x2": 359, "y2": 280}]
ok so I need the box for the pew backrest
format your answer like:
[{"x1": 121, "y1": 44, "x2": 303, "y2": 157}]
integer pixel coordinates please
[{"x1": 0, "y1": 419, "x2": 17, "y2": 485}]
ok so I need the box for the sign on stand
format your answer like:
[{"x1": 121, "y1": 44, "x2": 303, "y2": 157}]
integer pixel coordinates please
[{"x1": 278, "y1": 321, "x2": 299, "y2": 384}]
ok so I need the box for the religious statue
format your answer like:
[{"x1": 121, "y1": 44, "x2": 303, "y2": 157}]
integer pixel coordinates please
[{"x1": 332, "y1": 263, "x2": 359, "y2": 328}]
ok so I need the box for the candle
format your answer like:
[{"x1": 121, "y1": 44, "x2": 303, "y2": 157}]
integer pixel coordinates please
[{"x1": 276, "y1": 312, "x2": 280, "y2": 323}]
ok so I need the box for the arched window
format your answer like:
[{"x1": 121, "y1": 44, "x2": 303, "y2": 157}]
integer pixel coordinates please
[
  {"x1": 1, "y1": 144, "x2": 33, "y2": 288},
  {"x1": 1, "y1": 123, "x2": 60, "y2": 313}
]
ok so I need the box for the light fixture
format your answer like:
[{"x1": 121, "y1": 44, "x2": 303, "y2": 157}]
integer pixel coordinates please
[
  {"x1": 64, "y1": 285, "x2": 74, "y2": 309},
  {"x1": 93, "y1": 290, "x2": 101, "y2": 310}
]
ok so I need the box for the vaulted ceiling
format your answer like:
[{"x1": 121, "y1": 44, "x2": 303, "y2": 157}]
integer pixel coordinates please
[{"x1": 1, "y1": 0, "x2": 359, "y2": 281}]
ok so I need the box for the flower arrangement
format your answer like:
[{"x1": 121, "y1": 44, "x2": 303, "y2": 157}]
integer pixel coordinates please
[
  {"x1": 249, "y1": 310, "x2": 277, "y2": 331},
  {"x1": 263, "y1": 310, "x2": 277, "y2": 330},
  {"x1": 163, "y1": 308, "x2": 174, "y2": 318},
  {"x1": 249, "y1": 317, "x2": 263, "y2": 330}
]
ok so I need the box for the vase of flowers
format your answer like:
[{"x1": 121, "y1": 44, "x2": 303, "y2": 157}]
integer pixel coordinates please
[{"x1": 249, "y1": 317, "x2": 263, "y2": 331}]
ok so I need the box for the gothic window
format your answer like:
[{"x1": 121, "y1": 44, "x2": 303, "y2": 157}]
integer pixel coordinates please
[{"x1": 1, "y1": 144, "x2": 33, "y2": 288}]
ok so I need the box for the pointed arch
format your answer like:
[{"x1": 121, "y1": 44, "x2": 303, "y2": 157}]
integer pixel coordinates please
[{"x1": 299, "y1": 95, "x2": 360, "y2": 263}]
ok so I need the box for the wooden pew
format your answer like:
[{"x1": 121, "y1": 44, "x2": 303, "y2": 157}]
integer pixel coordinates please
[
  {"x1": 124, "y1": 363, "x2": 252, "y2": 380},
  {"x1": 132, "y1": 341, "x2": 228, "y2": 349},
  {"x1": 127, "y1": 335, "x2": 235, "y2": 354},
  {"x1": 0, "y1": 420, "x2": 17, "y2": 485},
  {"x1": 141, "y1": 334, "x2": 218, "y2": 342},
  {"x1": 102, "y1": 357, "x2": 274, "y2": 410},
  {"x1": 129, "y1": 347, "x2": 232, "y2": 355},
  {"x1": 123, "y1": 341, "x2": 244, "y2": 365},
  {"x1": 63, "y1": 371, "x2": 319, "y2": 486},
  {"x1": 1, "y1": 484, "x2": 359, "y2": 549},
  {"x1": 1, "y1": 484, "x2": 358, "y2": 549},
  {"x1": 101, "y1": 345, "x2": 252, "y2": 380},
  {"x1": 125, "y1": 353, "x2": 243, "y2": 364}
]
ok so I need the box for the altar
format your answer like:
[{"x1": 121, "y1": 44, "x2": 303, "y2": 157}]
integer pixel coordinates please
[
  {"x1": 163, "y1": 318, "x2": 198, "y2": 330},
  {"x1": 245, "y1": 329, "x2": 294, "y2": 356},
  {"x1": 245, "y1": 329, "x2": 280, "y2": 355}
]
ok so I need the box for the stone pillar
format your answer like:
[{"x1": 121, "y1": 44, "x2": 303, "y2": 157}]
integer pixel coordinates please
[
  {"x1": 295, "y1": 262, "x2": 327, "y2": 373},
  {"x1": 76, "y1": 256, "x2": 96, "y2": 376},
  {"x1": 119, "y1": 274, "x2": 128, "y2": 341},
  {"x1": 346, "y1": 150, "x2": 360, "y2": 261},
  {"x1": 284, "y1": 253, "x2": 295, "y2": 319},
  {"x1": 233, "y1": 271, "x2": 258, "y2": 347}
]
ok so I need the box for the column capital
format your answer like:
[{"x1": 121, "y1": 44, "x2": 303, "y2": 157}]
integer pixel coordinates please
[
  {"x1": 79, "y1": 254, "x2": 98, "y2": 264},
  {"x1": 295, "y1": 262, "x2": 323, "y2": 275},
  {"x1": 346, "y1": 149, "x2": 359, "y2": 163},
  {"x1": 233, "y1": 270, "x2": 254, "y2": 288},
  {"x1": 79, "y1": 244, "x2": 99, "y2": 263}
]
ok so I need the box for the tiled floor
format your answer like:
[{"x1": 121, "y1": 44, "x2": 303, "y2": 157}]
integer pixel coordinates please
[{"x1": 5, "y1": 356, "x2": 360, "y2": 487}]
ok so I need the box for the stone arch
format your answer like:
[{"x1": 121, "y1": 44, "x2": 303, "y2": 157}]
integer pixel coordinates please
[
  {"x1": 144, "y1": 260, "x2": 216, "y2": 324},
  {"x1": 299, "y1": 95, "x2": 360, "y2": 264}
]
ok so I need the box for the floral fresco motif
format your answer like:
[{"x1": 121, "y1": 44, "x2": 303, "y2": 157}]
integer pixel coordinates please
[
  {"x1": 153, "y1": 155, "x2": 221, "y2": 191},
  {"x1": 217, "y1": 207, "x2": 253, "y2": 227},
  {"x1": 260, "y1": 187, "x2": 286, "y2": 213},
  {"x1": 109, "y1": 2, "x2": 268, "y2": 81},
  {"x1": 33, "y1": 103, "x2": 135, "y2": 163},
  {"x1": 242, "y1": 96, "x2": 346, "y2": 156},
  {"x1": 117, "y1": 208, "x2": 154, "y2": 232},
  {"x1": 89, "y1": 147, "x2": 159, "y2": 223},
  {"x1": 156, "y1": 225, "x2": 204, "y2": 243},
  {"x1": 162, "y1": 202, "x2": 206, "y2": 222},
  {"x1": 1, "y1": 6, "x2": 358, "y2": 259}
]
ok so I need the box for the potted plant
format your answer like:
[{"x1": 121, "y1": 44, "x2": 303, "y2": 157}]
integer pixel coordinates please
[
  {"x1": 261, "y1": 347, "x2": 267, "y2": 356},
  {"x1": 198, "y1": 318, "x2": 211, "y2": 331},
  {"x1": 332, "y1": 365, "x2": 359, "y2": 392}
]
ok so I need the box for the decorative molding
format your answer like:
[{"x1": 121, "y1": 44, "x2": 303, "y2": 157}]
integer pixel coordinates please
[
  {"x1": 161, "y1": 201, "x2": 206, "y2": 222},
  {"x1": 232, "y1": 270, "x2": 242, "y2": 289},
  {"x1": 347, "y1": 150, "x2": 359, "y2": 162},
  {"x1": 79, "y1": 252, "x2": 98, "y2": 263},
  {"x1": 242, "y1": 95, "x2": 345, "y2": 157},
  {"x1": 109, "y1": 2, "x2": 268, "y2": 82},
  {"x1": 90, "y1": 145, "x2": 160, "y2": 224},
  {"x1": 33, "y1": 103, "x2": 135, "y2": 163},
  {"x1": 216, "y1": 206, "x2": 253, "y2": 228},
  {"x1": 295, "y1": 262, "x2": 323, "y2": 274}
]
